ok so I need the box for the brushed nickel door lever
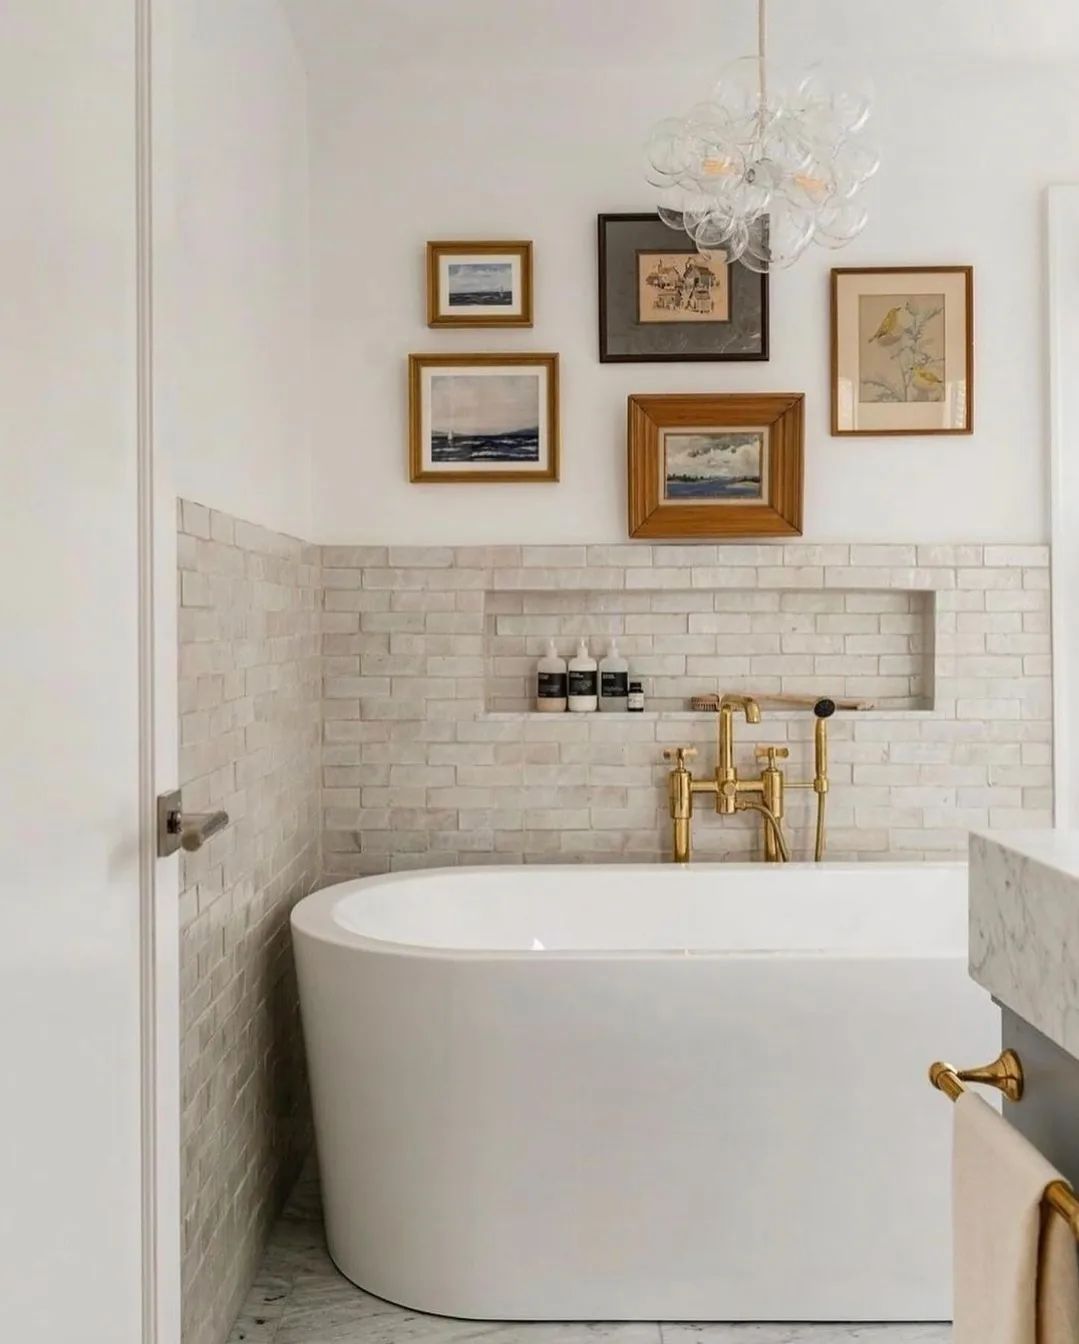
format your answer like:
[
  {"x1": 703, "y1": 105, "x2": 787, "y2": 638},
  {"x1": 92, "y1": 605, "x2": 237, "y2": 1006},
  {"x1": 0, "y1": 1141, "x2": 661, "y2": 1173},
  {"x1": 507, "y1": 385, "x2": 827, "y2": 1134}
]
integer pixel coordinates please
[{"x1": 156, "y1": 789, "x2": 230, "y2": 857}]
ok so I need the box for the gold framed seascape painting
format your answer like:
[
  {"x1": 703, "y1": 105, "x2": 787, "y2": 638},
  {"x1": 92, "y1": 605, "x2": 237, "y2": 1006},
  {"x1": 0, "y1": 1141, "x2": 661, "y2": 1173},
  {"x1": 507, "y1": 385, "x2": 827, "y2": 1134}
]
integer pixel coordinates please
[
  {"x1": 627, "y1": 392, "x2": 804, "y2": 538},
  {"x1": 408, "y1": 353, "x2": 559, "y2": 483},
  {"x1": 831, "y1": 266, "x2": 974, "y2": 435},
  {"x1": 426, "y1": 241, "x2": 533, "y2": 327}
]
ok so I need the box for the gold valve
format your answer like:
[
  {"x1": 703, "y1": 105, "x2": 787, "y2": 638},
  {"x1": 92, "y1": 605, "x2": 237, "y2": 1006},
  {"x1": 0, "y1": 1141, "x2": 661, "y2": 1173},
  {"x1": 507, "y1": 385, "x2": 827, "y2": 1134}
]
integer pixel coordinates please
[
  {"x1": 751, "y1": 745, "x2": 788, "y2": 861},
  {"x1": 662, "y1": 746, "x2": 698, "y2": 767},
  {"x1": 663, "y1": 747, "x2": 697, "y2": 862}
]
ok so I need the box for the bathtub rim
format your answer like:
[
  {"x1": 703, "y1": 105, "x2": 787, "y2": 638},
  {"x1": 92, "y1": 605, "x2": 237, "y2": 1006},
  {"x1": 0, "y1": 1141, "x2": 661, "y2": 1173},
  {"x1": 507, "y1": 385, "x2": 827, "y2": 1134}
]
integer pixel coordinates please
[{"x1": 291, "y1": 860, "x2": 968, "y2": 963}]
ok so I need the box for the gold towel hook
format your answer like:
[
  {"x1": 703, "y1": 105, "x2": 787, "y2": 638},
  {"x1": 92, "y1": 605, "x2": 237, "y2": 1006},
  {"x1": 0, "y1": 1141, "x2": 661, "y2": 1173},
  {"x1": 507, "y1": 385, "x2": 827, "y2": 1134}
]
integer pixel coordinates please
[{"x1": 928, "y1": 1048, "x2": 1024, "y2": 1104}]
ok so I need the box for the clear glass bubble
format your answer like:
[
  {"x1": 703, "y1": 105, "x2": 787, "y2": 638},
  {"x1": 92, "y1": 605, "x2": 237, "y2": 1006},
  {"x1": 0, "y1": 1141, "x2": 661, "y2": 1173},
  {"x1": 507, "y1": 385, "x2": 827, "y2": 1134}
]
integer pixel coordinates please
[
  {"x1": 655, "y1": 182, "x2": 689, "y2": 229},
  {"x1": 796, "y1": 64, "x2": 873, "y2": 135},
  {"x1": 685, "y1": 100, "x2": 738, "y2": 143},
  {"x1": 646, "y1": 116, "x2": 695, "y2": 181},
  {"x1": 688, "y1": 140, "x2": 746, "y2": 191},
  {"x1": 655, "y1": 181, "x2": 718, "y2": 231},
  {"x1": 778, "y1": 155, "x2": 836, "y2": 213},
  {"x1": 741, "y1": 206, "x2": 815, "y2": 272},
  {"x1": 831, "y1": 139, "x2": 881, "y2": 198},
  {"x1": 710, "y1": 56, "x2": 771, "y2": 120},
  {"x1": 710, "y1": 216, "x2": 750, "y2": 264},
  {"x1": 692, "y1": 209, "x2": 736, "y2": 250},
  {"x1": 722, "y1": 157, "x2": 773, "y2": 218},
  {"x1": 813, "y1": 201, "x2": 869, "y2": 248},
  {"x1": 757, "y1": 116, "x2": 814, "y2": 178}
]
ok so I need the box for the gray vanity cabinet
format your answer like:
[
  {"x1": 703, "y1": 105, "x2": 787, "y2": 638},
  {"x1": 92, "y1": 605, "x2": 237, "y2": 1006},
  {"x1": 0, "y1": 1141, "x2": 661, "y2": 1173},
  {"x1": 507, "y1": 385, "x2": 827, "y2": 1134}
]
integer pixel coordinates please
[{"x1": 1002, "y1": 1007, "x2": 1079, "y2": 1187}]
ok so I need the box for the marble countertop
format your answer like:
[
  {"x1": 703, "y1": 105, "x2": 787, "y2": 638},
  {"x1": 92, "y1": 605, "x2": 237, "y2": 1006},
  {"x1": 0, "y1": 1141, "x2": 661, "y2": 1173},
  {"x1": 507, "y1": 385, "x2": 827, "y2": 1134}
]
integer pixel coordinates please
[{"x1": 969, "y1": 829, "x2": 1079, "y2": 1059}]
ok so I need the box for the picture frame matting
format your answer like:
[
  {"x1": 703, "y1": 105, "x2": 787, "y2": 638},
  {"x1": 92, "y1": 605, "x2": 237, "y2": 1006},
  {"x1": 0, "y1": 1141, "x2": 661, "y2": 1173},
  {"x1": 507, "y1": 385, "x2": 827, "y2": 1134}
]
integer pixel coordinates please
[
  {"x1": 831, "y1": 265, "x2": 974, "y2": 436},
  {"x1": 426, "y1": 240, "x2": 534, "y2": 328},
  {"x1": 408, "y1": 352, "x2": 559, "y2": 483}
]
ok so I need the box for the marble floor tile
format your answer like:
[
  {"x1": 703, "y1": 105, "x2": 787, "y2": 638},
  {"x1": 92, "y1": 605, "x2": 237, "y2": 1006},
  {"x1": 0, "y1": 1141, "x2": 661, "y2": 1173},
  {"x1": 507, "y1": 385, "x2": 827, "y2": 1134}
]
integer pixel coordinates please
[
  {"x1": 229, "y1": 1169, "x2": 952, "y2": 1344},
  {"x1": 228, "y1": 1269, "x2": 293, "y2": 1344},
  {"x1": 276, "y1": 1276, "x2": 663, "y2": 1344},
  {"x1": 661, "y1": 1329, "x2": 950, "y2": 1343}
]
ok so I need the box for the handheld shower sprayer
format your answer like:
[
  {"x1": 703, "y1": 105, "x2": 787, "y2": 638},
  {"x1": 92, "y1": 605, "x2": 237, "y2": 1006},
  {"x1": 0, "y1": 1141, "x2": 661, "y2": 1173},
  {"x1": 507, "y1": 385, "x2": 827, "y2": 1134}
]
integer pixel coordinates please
[{"x1": 810, "y1": 698, "x2": 835, "y2": 863}]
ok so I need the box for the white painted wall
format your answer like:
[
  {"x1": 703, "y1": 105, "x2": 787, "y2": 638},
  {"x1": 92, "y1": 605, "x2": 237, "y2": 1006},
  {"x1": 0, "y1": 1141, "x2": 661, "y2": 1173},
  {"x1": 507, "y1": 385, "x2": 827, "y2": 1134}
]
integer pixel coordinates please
[
  {"x1": 290, "y1": 0, "x2": 1079, "y2": 545},
  {"x1": 0, "y1": 4, "x2": 144, "y2": 1339},
  {"x1": 157, "y1": 0, "x2": 312, "y2": 541}
]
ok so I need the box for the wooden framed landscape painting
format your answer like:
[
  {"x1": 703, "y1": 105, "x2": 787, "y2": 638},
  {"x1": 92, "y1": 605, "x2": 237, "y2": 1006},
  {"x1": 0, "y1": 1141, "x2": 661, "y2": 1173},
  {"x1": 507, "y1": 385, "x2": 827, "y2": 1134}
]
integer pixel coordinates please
[
  {"x1": 831, "y1": 266, "x2": 973, "y2": 435},
  {"x1": 598, "y1": 213, "x2": 768, "y2": 363},
  {"x1": 627, "y1": 392, "x2": 803, "y2": 538},
  {"x1": 426, "y1": 241, "x2": 533, "y2": 328},
  {"x1": 408, "y1": 353, "x2": 559, "y2": 483}
]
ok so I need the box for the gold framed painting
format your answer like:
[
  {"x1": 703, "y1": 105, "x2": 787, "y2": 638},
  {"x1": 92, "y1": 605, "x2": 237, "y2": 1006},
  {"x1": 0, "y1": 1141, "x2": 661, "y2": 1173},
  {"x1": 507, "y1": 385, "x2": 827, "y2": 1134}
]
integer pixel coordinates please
[
  {"x1": 408, "y1": 352, "x2": 559, "y2": 483},
  {"x1": 426, "y1": 241, "x2": 533, "y2": 327},
  {"x1": 627, "y1": 393, "x2": 804, "y2": 538},
  {"x1": 831, "y1": 266, "x2": 973, "y2": 435}
]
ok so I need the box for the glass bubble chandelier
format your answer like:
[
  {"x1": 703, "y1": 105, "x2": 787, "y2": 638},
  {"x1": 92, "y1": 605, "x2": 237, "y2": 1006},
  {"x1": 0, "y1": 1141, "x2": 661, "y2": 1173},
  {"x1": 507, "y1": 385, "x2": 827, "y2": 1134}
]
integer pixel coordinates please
[{"x1": 645, "y1": 0, "x2": 880, "y2": 271}]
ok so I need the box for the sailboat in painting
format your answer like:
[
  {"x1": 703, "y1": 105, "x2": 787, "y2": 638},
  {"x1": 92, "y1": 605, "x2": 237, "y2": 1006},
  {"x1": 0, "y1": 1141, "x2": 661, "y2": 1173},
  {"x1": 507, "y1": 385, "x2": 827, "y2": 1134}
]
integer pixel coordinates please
[{"x1": 430, "y1": 373, "x2": 540, "y2": 463}]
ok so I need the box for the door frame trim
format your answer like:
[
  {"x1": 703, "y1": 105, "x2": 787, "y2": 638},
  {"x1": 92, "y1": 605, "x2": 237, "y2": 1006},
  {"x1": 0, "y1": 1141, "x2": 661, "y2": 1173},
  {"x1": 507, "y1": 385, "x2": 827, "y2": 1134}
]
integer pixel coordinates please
[
  {"x1": 136, "y1": 1, "x2": 172, "y2": 1339},
  {"x1": 1049, "y1": 186, "x2": 1079, "y2": 827}
]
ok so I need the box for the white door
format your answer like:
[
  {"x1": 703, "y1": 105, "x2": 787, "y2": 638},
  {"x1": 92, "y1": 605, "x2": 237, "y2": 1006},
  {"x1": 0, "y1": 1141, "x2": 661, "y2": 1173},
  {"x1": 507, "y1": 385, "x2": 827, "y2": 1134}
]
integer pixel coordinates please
[{"x1": 0, "y1": 4, "x2": 178, "y2": 1341}]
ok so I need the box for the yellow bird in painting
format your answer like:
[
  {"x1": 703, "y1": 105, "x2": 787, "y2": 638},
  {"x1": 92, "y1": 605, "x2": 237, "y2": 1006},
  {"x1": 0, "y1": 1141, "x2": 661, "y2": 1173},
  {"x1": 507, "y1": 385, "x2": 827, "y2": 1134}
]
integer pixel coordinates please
[
  {"x1": 868, "y1": 305, "x2": 904, "y2": 346},
  {"x1": 912, "y1": 365, "x2": 944, "y2": 395}
]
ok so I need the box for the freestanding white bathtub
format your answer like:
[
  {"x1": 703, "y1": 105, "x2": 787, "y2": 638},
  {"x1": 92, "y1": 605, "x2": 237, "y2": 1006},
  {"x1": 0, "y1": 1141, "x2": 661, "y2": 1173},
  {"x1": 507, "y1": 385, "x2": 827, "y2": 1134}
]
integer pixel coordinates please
[{"x1": 292, "y1": 862, "x2": 997, "y2": 1322}]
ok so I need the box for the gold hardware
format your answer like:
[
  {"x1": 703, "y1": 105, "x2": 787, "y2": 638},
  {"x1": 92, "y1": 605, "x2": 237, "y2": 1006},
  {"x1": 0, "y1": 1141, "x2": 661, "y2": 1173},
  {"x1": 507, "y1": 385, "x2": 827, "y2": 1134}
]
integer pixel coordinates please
[
  {"x1": 929, "y1": 1050, "x2": 1024, "y2": 1104},
  {"x1": 929, "y1": 1050, "x2": 1079, "y2": 1239},
  {"x1": 714, "y1": 695, "x2": 761, "y2": 820},
  {"x1": 736, "y1": 798, "x2": 791, "y2": 862},
  {"x1": 663, "y1": 747, "x2": 697, "y2": 863},
  {"x1": 1047, "y1": 1180, "x2": 1079, "y2": 1238},
  {"x1": 690, "y1": 691, "x2": 875, "y2": 712},
  {"x1": 662, "y1": 693, "x2": 834, "y2": 863}
]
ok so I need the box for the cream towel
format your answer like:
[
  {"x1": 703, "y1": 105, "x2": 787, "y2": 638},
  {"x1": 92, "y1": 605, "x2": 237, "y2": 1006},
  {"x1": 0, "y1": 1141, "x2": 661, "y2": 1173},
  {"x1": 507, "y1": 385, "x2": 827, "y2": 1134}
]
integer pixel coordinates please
[
  {"x1": 954, "y1": 1090, "x2": 1079, "y2": 1344},
  {"x1": 1039, "y1": 1208, "x2": 1079, "y2": 1344}
]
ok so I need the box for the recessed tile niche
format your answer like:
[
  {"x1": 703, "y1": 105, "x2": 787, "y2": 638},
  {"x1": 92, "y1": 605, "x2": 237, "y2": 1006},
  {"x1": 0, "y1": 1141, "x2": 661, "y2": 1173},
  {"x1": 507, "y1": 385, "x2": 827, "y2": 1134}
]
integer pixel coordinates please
[{"x1": 484, "y1": 588, "x2": 935, "y2": 713}]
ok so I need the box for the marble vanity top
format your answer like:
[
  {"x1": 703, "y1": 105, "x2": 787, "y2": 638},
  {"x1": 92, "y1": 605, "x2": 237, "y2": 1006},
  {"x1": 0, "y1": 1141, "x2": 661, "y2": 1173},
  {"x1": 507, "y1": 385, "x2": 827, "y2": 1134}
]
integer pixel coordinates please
[{"x1": 969, "y1": 829, "x2": 1079, "y2": 1059}]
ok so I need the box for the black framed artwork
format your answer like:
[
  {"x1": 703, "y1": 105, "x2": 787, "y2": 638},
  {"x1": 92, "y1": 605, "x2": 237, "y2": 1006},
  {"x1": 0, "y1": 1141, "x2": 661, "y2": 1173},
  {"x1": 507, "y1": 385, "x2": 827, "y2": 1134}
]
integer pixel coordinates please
[{"x1": 597, "y1": 213, "x2": 769, "y2": 363}]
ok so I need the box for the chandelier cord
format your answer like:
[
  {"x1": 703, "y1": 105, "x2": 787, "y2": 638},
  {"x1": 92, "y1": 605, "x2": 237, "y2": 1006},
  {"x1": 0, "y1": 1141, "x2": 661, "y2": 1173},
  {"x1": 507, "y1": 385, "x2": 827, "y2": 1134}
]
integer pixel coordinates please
[{"x1": 758, "y1": 0, "x2": 767, "y2": 107}]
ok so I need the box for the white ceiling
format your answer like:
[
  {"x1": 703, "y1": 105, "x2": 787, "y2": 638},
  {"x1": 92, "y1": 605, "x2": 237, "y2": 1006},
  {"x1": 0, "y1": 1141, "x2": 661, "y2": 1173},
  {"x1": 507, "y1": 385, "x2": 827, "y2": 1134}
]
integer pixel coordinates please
[{"x1": 282, "y1": 0, "x2": 1079, "y2": 79}]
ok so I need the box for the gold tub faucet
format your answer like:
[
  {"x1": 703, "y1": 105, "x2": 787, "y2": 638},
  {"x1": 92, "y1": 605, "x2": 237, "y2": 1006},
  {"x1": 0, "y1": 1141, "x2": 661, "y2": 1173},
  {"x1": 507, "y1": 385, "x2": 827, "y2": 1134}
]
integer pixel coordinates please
[{"x1": 662, "y1": 694, "x2": 834, "y2": 864}]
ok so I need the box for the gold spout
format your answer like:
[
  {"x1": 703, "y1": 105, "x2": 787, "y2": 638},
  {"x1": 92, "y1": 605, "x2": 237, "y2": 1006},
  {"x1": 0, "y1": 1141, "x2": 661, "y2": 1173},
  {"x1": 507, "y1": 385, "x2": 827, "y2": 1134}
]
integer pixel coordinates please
[
  {"x1": 716, "y1": 696, "x2": 760, "y2": 812},
  {"x1": 719, "y1": 693, "x2": 761, "y2": 723}
]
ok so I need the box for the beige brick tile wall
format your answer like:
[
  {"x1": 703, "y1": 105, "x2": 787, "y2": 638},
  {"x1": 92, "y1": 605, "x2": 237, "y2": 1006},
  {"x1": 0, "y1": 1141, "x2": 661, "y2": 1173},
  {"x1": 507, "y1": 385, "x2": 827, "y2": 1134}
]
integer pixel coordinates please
[
  {"x1": 320, "y1": 543, "x2": 1052, "y2": 873},
  {"x1": 177, "y1": 501, "x2": 321, "y2": 1344}
]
